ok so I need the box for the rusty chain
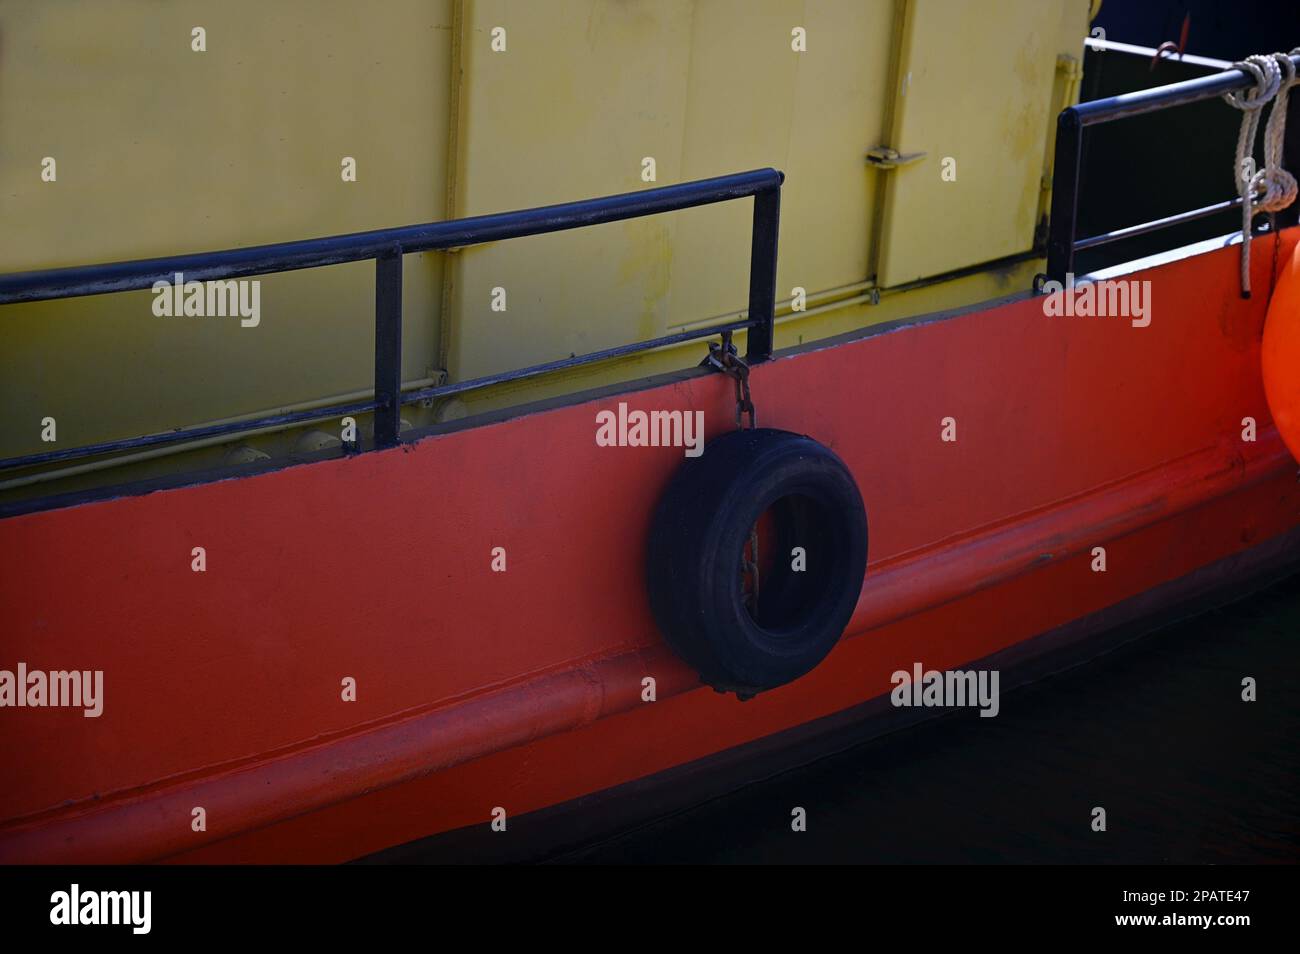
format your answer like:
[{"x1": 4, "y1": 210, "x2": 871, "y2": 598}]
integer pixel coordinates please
[
  {"x1": 701, "y1": 331, "x2": 760, "y2": 610},
  {"x1": 700, "y1": 331, "x2": 756, "y2": 429}
]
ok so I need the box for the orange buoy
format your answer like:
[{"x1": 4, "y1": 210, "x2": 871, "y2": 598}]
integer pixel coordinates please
[{"x1": 1262, "y1": 240, "x2": 1300, "y2": 462}]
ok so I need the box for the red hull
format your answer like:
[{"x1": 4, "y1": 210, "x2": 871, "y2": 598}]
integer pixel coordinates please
[{"x1": 2, "y1": 232, "x2": 1297, "y2": 863}]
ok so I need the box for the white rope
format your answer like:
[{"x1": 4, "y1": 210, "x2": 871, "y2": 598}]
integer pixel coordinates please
[{"x1": 1222, "y1": 50, "x2": 1299, "y2": 297}]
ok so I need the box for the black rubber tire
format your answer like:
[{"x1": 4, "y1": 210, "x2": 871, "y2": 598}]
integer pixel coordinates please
[{"x1": 646, "y1": 428, "x2": 868, "y2": 694}]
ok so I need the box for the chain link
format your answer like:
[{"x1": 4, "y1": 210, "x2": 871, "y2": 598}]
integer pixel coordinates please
[
  {"x1": 700, "y1": 331, "x2": 756, "y2": 429},
  {"x1": 701, "y1": 331, "x2": 760, "y2": 611}
]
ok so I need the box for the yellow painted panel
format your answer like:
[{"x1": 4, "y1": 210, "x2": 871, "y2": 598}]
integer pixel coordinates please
[
  {"x1": 448, "y1": 0, "x2": 694, "y2": 383},
  {"x1": 876, "y1": 0, "x2": 1065, "y2": 287},
  {"x1": 450, "y1": 0, "x2": 898, "y2": 382},
  {"x1": 669, "y1": 0, "x2": 895, "y2": 327},
  {"x1": 0, "y1": 0, "x2": 452, "y2": 457}
]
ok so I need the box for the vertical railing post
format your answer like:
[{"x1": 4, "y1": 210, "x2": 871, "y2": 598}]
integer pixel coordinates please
[
  {"x1": 1045, "y1": 107, "x2": 1083, "y2": 285},
  {"x1": 745, "y1": 182, "x2": 781, "y2": 361},
  {"x1": 373, "y1": 248, "x2": 404, "y2": 449}
]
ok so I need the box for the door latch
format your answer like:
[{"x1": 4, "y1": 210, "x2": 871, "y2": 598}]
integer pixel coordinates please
[{"x1": 865, "y1": 146, "x2": 927, "y2": 169}]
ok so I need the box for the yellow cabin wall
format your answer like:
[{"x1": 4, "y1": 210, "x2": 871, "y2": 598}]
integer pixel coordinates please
[
  {"x1": 448, "y1": 0, "x2": 896, "y2": 388},
  {"x1": 1, "y1": 0, "x2": 453, "y2": 456},
  {"x1": 877, "y1": 0, "x2": 1067, "y2": 285},
  {"x1": 0, "y1": 0, "x2": 1093, "y2": 502}
]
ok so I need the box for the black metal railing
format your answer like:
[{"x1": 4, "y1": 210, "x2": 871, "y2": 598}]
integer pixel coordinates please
[
  {"x1": 0, "y1": 168, "x2": 783, "y2": 471},
  {"x1": 1045, "y1": 51, "x2": 1300, "y2": 285}
]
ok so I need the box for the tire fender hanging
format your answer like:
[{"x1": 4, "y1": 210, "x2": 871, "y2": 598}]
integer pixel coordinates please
[{"x1": 646, "y1": 428, "x2": 869, "y2": 696}]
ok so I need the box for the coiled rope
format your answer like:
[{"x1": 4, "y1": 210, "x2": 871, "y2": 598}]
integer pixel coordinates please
[{"x1": 1222, "y1": 50, "x2": 1299, "y2": 297}]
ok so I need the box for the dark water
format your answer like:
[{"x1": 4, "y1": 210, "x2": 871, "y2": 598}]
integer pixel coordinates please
[{"x1": 564, "y1": 575, "x2": 1300, "y2": 864}]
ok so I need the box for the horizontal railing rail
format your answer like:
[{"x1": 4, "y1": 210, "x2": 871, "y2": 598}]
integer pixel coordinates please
[
  {"x1": 0, "y1": 168, "x2": 783, "y2": 471},
  {"x1": 1044, "y1": 51, "x2": 1300, "y2": 285}
]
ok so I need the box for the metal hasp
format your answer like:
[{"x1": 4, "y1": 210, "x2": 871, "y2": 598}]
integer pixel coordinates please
[
  {"x1": 0, "y1": 168, "x2": 784, "y2": 471},
  {"x1": 1045, "y1": 51, "x2": 1300, "y2": 285},
  {"x1": 864, "y1": 146, "x2": 928, "y2": 169}
]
